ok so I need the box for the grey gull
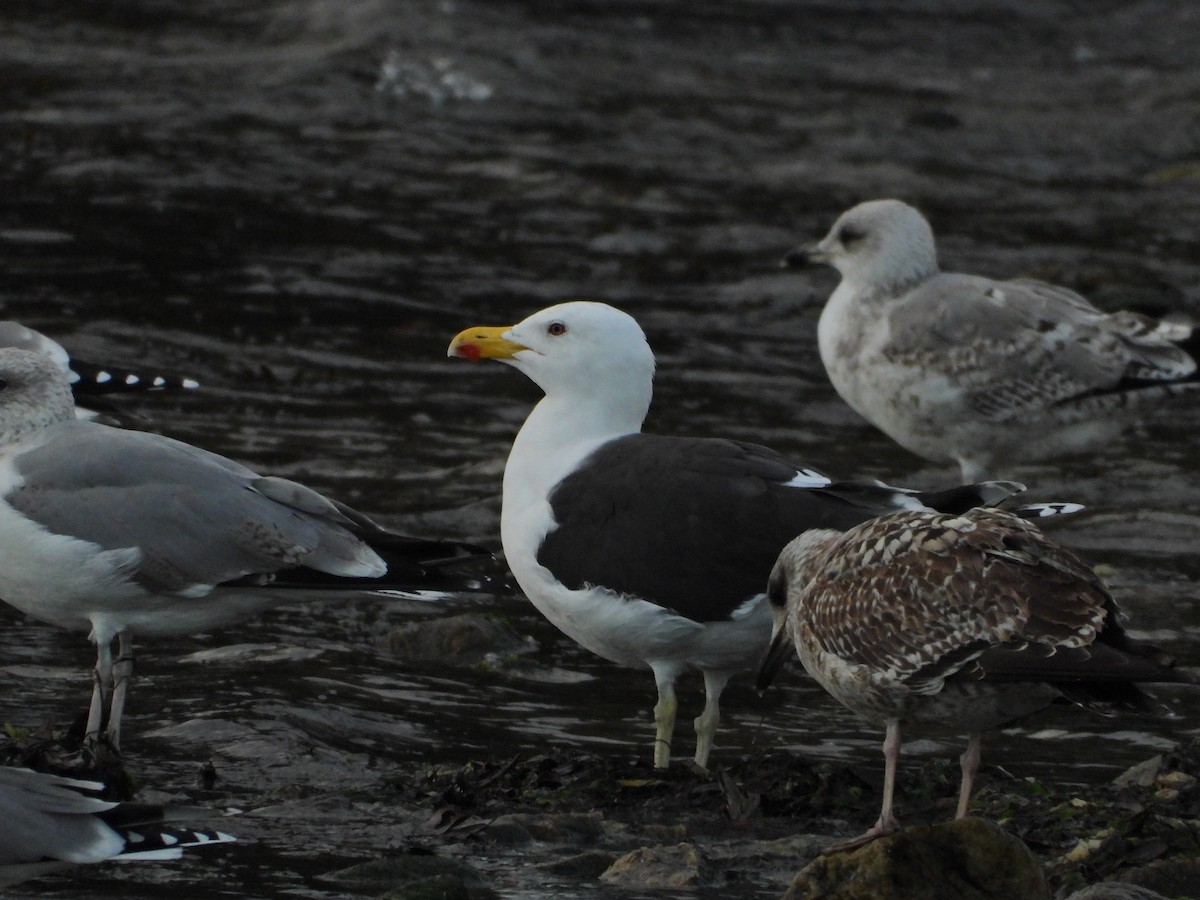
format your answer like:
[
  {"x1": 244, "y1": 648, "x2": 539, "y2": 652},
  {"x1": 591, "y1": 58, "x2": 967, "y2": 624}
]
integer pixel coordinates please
[
  {"x1": 0, "y1": 346, "x2": 496, "y2": 752},
  {"x1": 785, "y1": 199, "x2": 1199, "y2": 480}
]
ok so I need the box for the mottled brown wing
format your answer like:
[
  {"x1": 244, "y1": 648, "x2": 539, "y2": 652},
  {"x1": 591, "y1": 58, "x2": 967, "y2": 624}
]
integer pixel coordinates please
[{"x1": 800, "y1": 508, "x2": 1110, "y2": 688}]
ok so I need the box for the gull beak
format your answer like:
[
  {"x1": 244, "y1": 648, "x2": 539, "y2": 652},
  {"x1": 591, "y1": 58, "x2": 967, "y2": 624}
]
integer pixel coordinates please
[
  {"x1": 756, "y1": 623, "x2": 793, "y2": 694},
  {"x1": 448, "y1": 326, "x2": 528, "y2": 361},
  {"x1": 781, "y1": 241, "x2": 829, "y2": 269}
]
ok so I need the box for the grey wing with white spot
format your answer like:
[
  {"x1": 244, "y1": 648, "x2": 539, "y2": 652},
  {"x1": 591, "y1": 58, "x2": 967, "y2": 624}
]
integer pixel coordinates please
[
  {"x1": 6, "y1": 421, "x2": 385, "y2": 594},
  {"x1": 887, "y1": 274, "x2": 1195, "y2": 419}
]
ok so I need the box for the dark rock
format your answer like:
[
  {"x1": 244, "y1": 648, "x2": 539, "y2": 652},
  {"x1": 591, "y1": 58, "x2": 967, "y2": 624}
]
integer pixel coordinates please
[
  {"x1": 783, "y1": 818, "x2": 1049, "y2": 900},
  {"x1": 601, "y1": 842, "x2": 716, "y2": 888},
  {"x1": 378, "y1": 874, "x2": 473, "y2": 900},
  {"x1": 1117, "y1": 858, "x2": 1200, "y2": 899},
  {"x1": 376, "y1": 614, "x2": 534, "y2": 665},
  {"x1": 480, "y1": 818, "x2": 534, "y2": 846},
  {"x1": 1066, "y1": 884, "x2": 1172, "y2": 900},
  {"x1": 536, "y1": 850, "x2": 619, "y2": 879},
  {"x1": 320, "y1": 854, "x2": 489, "y2": 891},
  {"x1": 491, "y1": 812, "x2": 605, "y2": 845}
]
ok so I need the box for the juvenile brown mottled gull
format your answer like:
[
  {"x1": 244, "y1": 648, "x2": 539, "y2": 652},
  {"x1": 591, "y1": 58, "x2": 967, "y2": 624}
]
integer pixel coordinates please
[
  {"x1": 786, "y1": 199, "x2": 1199, "y2": 480},
  {"x1": 757, "y1": 507, "x2": 1195, "y2": 852},
  {"x1": 448, "y1": 300, "x2": 1031, "y2": 770}
]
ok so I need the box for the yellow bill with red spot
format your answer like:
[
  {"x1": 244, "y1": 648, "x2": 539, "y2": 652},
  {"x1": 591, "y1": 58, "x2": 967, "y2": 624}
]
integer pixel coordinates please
[{"x1": 447, "y1": 325, "x2": 528, "y2": 361}]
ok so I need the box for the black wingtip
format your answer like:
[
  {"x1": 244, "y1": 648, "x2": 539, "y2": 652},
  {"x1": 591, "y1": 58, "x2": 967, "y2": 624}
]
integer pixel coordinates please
[{"x1": 69, "y1": 359, "x2": 201, "y2": 396}]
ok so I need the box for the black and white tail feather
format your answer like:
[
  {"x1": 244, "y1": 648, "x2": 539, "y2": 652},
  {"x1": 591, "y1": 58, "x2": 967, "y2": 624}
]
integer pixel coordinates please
[
  {"x1": 69, "y1": 359, "x2": 201, "y2": 395},
  {"x1": 0, "y1": 767, "x2": 235, "y2": 887}
]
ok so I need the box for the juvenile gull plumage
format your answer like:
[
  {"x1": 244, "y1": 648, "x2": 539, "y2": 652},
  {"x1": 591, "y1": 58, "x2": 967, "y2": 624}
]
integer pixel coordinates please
[
  {"x1": 757, "y1": 506, "x2": 1195, "y2": 852},
  {"x1": 0, "y1": 347, "x2": 494, "y2": 751},
  {"x1": 0, "y1": 766, "x2": 234, "y2": 887},
  {"x1": 786, "y1": 199, "x2": 1199, "y2": 480},
  {"x1": 449, "y1": 300, "x2": 1028, "y2": 769}
]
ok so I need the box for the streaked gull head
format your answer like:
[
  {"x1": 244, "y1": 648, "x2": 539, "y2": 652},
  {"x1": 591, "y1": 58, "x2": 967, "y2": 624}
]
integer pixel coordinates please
[
  {"x1": 798, "y1": 199, "x2": 940, "y2": 295},
  {"x1": 0, "y1": 347, "x2": 76, "y2": 444}
]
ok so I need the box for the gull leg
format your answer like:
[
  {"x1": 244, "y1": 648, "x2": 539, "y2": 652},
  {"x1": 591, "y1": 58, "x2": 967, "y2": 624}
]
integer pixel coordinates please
[
  {"x1": 955, "y1": 732, "x2": 982, "y2": 819},
  {"x1": 85, "y1": 638, "x2": 114, "y2": 747},
  {"x1": 823, "y1": 719, "x2": 903, "y2": 854},
  {"x1": 877, "y1": 719, "x2": 902, "y2": 834},
  {"x1": 650, "y1": 664, "x2": 679, "y2": 769},
  {"x1": 106, "y1": 632, "x2": 135, "y2": 753},
  {"x1": 693, "y1": 669, "x2": 732, "y2": 771}
]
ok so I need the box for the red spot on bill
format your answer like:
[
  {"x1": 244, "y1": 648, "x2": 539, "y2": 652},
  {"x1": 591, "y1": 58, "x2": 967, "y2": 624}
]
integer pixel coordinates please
[{"x1": 454, "y1": 342, "x2": 482, "y2": 361}]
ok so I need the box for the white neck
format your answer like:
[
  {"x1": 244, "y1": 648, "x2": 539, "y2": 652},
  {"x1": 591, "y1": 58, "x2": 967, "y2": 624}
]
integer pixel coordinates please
[{"x1": 500, "y1": 387, "x2": 647, "y2": 568}]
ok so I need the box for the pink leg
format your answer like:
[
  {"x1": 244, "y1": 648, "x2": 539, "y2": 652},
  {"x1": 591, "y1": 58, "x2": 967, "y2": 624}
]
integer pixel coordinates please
[
  {"x1": 106, "y1": 632, "x2": 134, "y2": 753},
  {"x1": 822, "y1": 719, "x2": 903, "y2": 854},
  {"x1": 84, "y1": 639, "x2": 113, "y2": 747},
  {"x1": 955, "y1": 733, "x2": 982, "y2": 819}
]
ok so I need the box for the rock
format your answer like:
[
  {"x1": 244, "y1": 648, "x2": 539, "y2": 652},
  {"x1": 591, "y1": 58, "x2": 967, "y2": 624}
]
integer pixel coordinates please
[
  {"x1": 783, "y1": 818, "x2": 1049, "y2": 900},
  {"x1": 319, "y1": 854, "x2": 489, "y2": 892},
  {"x1": 536, "y1": 850, "x2": 619, "y2": 879},
  {"x1": 1115, "y1": 757, "x2": 1164, "y2": 789},
  {"x1": 1117, "y1": 859, "x2": 1200, "y2": 899},
  {"x1": 492, "y1": 812, "x2": 605, "y2": 845},
  {"x1": 601, "y1": 842, "x2": 716, "y2": 889},
  {"x1": 1065, "y1": 884, "x2": 1172, "y2": 900},
  {"x1": 480, "y1": 818, "x2": 534, "y2": 846},
  {"x1": 378, "y1": 874, "x2": 473, "y2": 900},
  {"x1": 376, "y1": 614, "x2": 534, "y2": 665}
]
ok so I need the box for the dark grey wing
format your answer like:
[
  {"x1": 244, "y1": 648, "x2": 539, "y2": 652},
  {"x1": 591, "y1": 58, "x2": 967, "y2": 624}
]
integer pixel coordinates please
[
  {"x1": 7, "y1": 421, "x2": 383, "y2": 593},
  {"x1": 537, "y1": 434, "x2": 942, "y2": 622}
]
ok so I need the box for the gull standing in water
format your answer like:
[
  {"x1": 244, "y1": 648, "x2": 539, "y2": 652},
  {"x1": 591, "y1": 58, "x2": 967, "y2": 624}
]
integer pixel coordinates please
[
  {"x1": 449, "y1": 300, "x2": 1033, "y2": 769},
  {"x1": 786, "y1": 199, "x2": 1199, "y2": 480},
  {"x1": 0, "y1": 347, "x2": 494, "y2": 751},
  {"x1": 758, "y1": 506, "x2": 1196, "y2": 852}
]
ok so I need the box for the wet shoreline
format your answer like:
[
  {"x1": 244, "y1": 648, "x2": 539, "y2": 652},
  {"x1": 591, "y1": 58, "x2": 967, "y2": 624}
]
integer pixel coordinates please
[{"x1": 2, "y1": 0, "x2": 1200, "y2": 896}]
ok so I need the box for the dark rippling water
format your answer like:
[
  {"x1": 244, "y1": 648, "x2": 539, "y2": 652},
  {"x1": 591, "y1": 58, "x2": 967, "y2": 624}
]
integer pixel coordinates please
[{"x1": 2, "y1": 1, "x2": 1199, "y2": 896}]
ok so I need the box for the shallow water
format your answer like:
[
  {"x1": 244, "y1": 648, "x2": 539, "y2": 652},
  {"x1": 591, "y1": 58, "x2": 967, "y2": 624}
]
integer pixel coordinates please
[{"x1": 1, "y1": 0, "x2": 1200, "y2": 896}]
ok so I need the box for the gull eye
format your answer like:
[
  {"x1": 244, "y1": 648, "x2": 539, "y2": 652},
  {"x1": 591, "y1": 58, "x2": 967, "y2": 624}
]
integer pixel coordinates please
[
  {"x1": 837, "y1": 225, "x2": 865, "y2": 246},
  {"x1": 547, "y1": 321, "x2": 568, "y2": 336}
]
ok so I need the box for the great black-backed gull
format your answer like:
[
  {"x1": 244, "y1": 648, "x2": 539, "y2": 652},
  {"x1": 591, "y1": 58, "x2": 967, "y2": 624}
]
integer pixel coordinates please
[
  {"x1": 758, "y1": 506, "x2": 1195, "y2": 851},
  {"x1": 785, "y1": 199, "x2": 1199, "y2": 481},
  {"x1": 0, "y1": 347, "x2": 496, "y2": 751},
  {"x1": 0, "y1": 766, "x2": 234, "y2": 886},
  {"x1": 448, "y1": 300, "x2": 1030, "y2": 769}
]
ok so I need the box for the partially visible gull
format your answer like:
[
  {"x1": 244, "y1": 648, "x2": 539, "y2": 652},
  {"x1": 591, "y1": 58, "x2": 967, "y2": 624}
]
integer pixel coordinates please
[
  {"x1": 0, "y1": 766, "x2": 234, "y2": 887},
  {"x1": 785, "y1": 199, "x2": 1199, "y2": 481},
  {"x1": 0, "y1": 347, "x2": 496, "y2": 751},
  {"x1": 448, "y1": 300, "x2": 1031, "y2": 769},
  {"x1": 758, "y1": 507, "x2": 1195, "y2": 852},
  {"x1": 0, "y1": 320, "x2": 201, "y2": 405}
]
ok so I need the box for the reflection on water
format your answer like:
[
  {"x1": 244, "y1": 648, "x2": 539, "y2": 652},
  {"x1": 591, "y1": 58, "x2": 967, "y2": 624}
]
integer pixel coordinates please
[{"x1": 2, "y1": 0, "x2": 1199, "y2": 896}]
